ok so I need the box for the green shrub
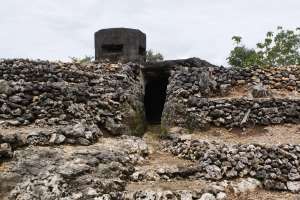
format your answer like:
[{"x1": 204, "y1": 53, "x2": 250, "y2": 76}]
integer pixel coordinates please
[
  {"x1": 146, "y1": 49, "x2": 164, "y2": 62},
  {"x1": 228, "y1": 27, "x2": 300, "y2": 68},
  {"x1": 70, "y1": 56, "x2": 94, "y2": 64}
]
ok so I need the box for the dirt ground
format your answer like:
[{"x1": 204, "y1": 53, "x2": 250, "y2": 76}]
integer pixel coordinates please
[
  {"x1": 0, "y1": 124, "x2": 55, "y2": 141},
  {"x1": 126, "y1": 180, "x2": 209, "y2": 192},
  {"x1": 2, "y1": 123, "x2": 300, "y2": 199},
  {"x1": 227, "y1": 189, "x2": 300, "y2": 200},
  {"x1": 191, "y1": 124, "x2": 300, "y2": 145},
  {"x1": 126, "y1": 180, "x2": 300, "y2": 200},
  {"x1": 125, "y1": 124, "x2": 300, "y2": 199},
  {"x1": 215, "y1": 85, "x2": 300, "y2": 99},
  {"x1": 230, "y1": 85, "x2": 300, "y2": 99}
]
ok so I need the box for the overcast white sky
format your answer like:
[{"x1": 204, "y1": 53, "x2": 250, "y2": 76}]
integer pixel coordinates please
[{"x1": 0, "y1": 0, "x2": 299, "y2": 66}]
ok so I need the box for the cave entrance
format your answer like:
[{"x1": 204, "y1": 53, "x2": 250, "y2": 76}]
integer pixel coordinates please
[{"x1": 144, "y1": 74, "x2": 169, "y2": 124}]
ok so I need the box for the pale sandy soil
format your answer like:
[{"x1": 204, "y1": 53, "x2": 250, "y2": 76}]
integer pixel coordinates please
[
  {"x1": 126, "y1": 180, "x2": 300, "y2": 200},
  {"x1": 221, "y1": 85, "x2": 300, "y2": 99},
  {"x1": 191, "y1": 124, "x2": 300, "y2": 145},
  {"x1": 227, "y1": 189, "x2": 300, "y2": 200},
  {"x1": 126, "y1": 180, "x2": 210, "y2": 191},
  {"x1": 0, "y1": 125, "x2": 56, "y2": 142},
  {"x1": 0, "y1": 125, "x2": 51, "y2": 134},
  {"x1": 124, "y1": 124, "x2": 300, "y2": 199}
]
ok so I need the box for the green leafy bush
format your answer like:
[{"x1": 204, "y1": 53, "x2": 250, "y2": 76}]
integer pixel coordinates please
[
  {"x1": 146, "y1": 49, "x2": 164, "y2": 62},
  {"x1": 228, "y1": 27, "x2": 300, "y2": 68},
  {"x1": 70, "y1": 56, "x2": 94, "y2": 64}
]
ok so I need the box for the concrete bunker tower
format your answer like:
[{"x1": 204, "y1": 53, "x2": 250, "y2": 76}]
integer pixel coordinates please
[{"x1": 94, "y1": 28, "x2": 146, "y2": 63}]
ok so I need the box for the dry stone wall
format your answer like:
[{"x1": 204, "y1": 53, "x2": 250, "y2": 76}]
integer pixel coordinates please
[
  {"x1": 0, "y1": 59, "x2": 145, "y2": 136},
  {"x1": 163, "y1": 97, "x2": 300, "y2": 130},
  {"x1": 163, "y1": 134, "x2": 300, "y2": 192},
  {"x1": 1, "y1": 58, "x2": 299, "y2": 133},
  {"x1": 162, "y1": 62, "x2": 300, "y2": 130},
  {"x1": 214, "y1": 65, "x2": 300, "y2": 92},
  {"x1": 1, "y1": 57, "x2": 300, "y2": 199}
]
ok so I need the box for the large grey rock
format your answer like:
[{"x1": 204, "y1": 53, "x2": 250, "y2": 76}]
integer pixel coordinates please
[
  {"x1": 0, "y1": 79, "x2": 12, "y2": 94},
  {"x1": 288, "y1": 171, "x2": 300, "y2": 181},
  {"x1": 287, "y1": 181, "x2": 300, "y2": 193},
  {"x1": 205, "y1": 165, "x2": 222, "y2": 180},
  {"x1": 178, "y1": 191, "x2": 193, "y2": 200},
  {"x1": 49, "y1": 133, "x2": 66, "y2": 144},
  {"x1": 200, "y1": 193, "x2": 216, "y2": 200},
  {"x1": 252, "y1": 84, "x2": 270, "y2": 98},
  {"x1": 26, "y1": 131, "x2": 50, "y2": 145},
  {"x1": 232, "y1": 178, "x2": 261, "y2": 194},
  {"x1": 250, "y1": 84, "x2": 271, "y2": 98},
  {"x1": 216, "y1": 192, "x2": 227, "y2": 200},
  {"x1": 134, "y1": 191, "x2": 157, "y2": 200},
  {"x1": 58, "y1": 121, "x2": 103, "y2": 144},
  {"x1": 105, "y1": 117, "x2": 123, "y2": 135},
  {"x1": 0, "y1": 143, "x2": 12, "y2": 159}
]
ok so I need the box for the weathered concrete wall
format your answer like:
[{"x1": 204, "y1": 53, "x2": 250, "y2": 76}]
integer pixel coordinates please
[{"x1": 95, "y1": 28, "x2": 146, "y2": 63}]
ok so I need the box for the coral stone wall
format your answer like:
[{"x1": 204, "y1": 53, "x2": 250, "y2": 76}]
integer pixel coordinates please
[
  {"x1": 213, "y1": 65, "x2": 300, "y2": 93},
  {"x1": 162, "y1": 62, "x2": 300, "y2": 130},
  {"x1": 163, "y1": 97, "x2": 300, "y2": 130},
  {"x1": 163, "y1": 134, "x2": 300, "y2": 192},
  {"x1": 1, "y1": 58, "x2": 299, "y2": 133},
  {"x1": 0, "y1": 59, "x2": 145, "y2": 136}
]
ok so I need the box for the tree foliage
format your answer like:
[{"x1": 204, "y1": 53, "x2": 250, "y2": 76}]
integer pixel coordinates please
[
  {"x1": 70, "y1": 56, "x2": 94, "y2": 64},
  {"x1": 146, "y1": 49, "x2": 164, "y2": 62},
  {"x1": 228, "y1": 27, "x2": 300, "y2": 68},
  {"x1": 69, "y1": 50, "x2": 164, "y2": 64}
]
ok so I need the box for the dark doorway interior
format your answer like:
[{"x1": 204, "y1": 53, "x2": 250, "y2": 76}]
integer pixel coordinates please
[{"x1": 144, "y1": 77, "x2": 168, "y2": 124}]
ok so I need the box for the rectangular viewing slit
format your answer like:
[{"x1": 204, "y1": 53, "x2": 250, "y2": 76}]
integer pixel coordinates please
[
  {"x1": 139, "y1": 46, "x2": 146, "y2": 56},
  {"x1": 101, "y1": 44, "x2": 123, "y2": 53}
]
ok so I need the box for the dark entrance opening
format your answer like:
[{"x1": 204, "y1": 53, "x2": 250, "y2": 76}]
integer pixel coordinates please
[{"x1": 144, "y1": 76, "x2": 168, "y2": 124}]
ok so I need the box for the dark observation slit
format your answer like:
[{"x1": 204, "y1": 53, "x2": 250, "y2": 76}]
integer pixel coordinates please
[
  {"x1": 101, "y1": 44, "x2": 124, "y2": 53},
  {"x1": 139, "y1": 46, "x2": 146, "y2": 56},
  {"x1": 144, "y1": 76, "x2": 168, "y2": 124}
]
